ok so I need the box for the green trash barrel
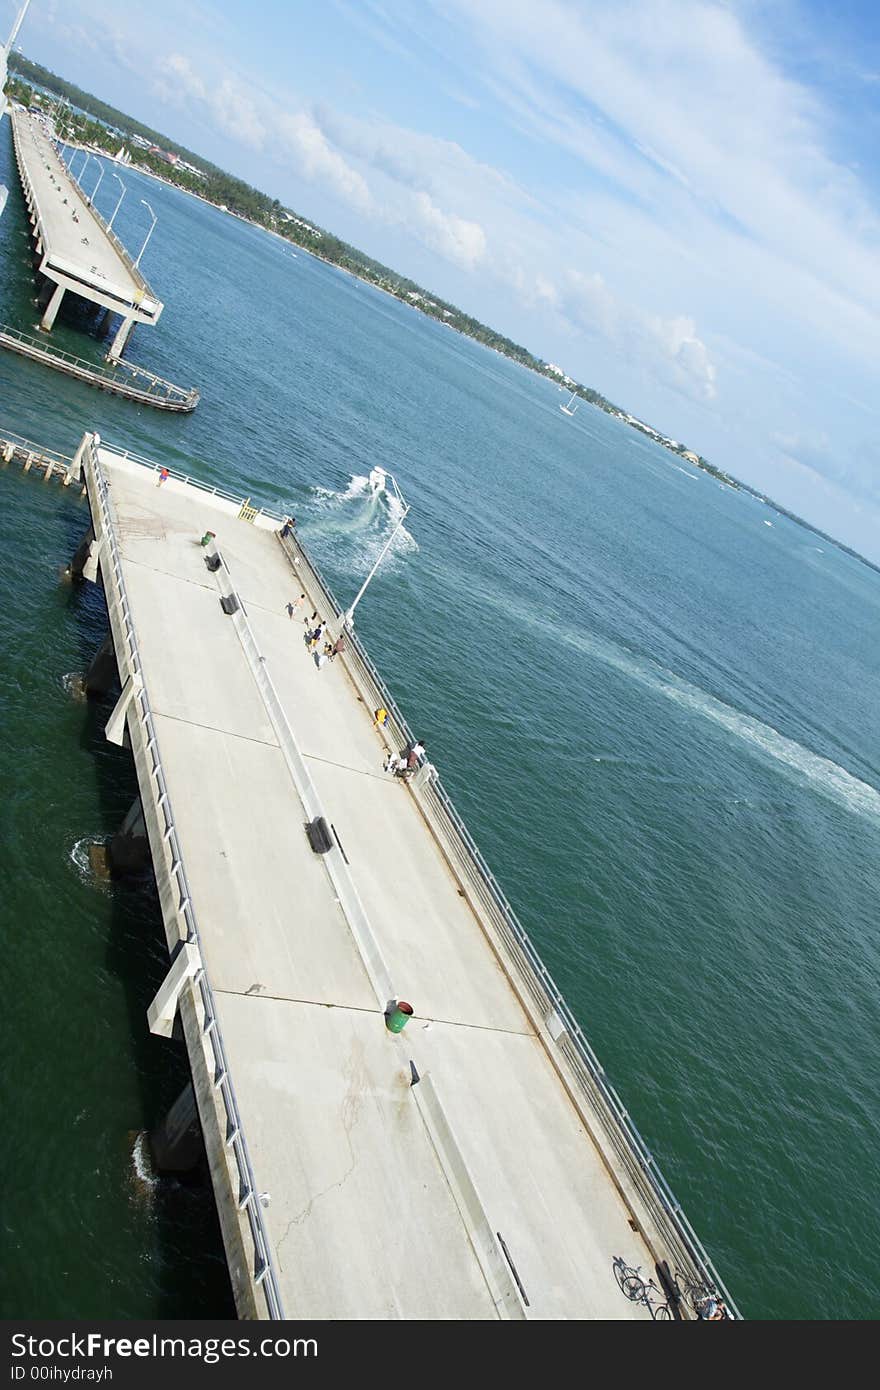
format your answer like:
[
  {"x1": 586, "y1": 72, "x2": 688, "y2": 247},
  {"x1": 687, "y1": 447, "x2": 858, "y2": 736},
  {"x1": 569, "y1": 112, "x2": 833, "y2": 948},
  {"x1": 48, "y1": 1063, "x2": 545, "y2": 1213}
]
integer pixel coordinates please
[
  {"x1": 385, "y1": 1000, "x2": 414, "y2": 1033},
  {"x1": 199, "y1": 531, "x2": 216, "y2": 547}
]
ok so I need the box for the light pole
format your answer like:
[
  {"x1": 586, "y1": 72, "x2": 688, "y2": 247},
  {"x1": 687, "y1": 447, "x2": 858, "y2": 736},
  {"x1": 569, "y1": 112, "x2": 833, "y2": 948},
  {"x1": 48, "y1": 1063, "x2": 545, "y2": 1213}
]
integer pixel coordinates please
[
  {"x1": 134, "y1": 199, "x2": 157, "y2": 269},
  {"x1": 90, "y1": 161, "x2": 105, "y2": 203},
  {"x1": 107, "y1": 171, "x2": 126, "y2": 231},
  {"x1": 343, "y1": 472, "x2": 410, "y2": 629},
  {"x1": 76, "y1": 151, "x2": 91, "y2": 187}
]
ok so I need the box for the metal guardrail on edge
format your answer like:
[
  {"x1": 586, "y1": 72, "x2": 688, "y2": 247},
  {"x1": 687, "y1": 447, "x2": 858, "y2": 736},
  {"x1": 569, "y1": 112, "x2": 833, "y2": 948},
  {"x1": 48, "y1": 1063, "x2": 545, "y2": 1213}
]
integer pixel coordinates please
[
  {"x1": 278, "y1": 531, "x2": 743, "y2": 1320},
  {"x1": 94, "y1": 436, "x2": 741, "y2": 1318},
  {"x1": 0, "y1": 424, "x2": 73, "y2": 468},
  {"x1": 11, "y1": 110, "x2": 159, "y2": 309},
  {"x1": 83, "y1": 437, "x2": 285, "y2": 1320},
  {"x1": 103, "y1": 445, "x2": 270, "y2": 513},
  {"x1": 0, "y1": 325, "x2": 198, "y2": 408}
]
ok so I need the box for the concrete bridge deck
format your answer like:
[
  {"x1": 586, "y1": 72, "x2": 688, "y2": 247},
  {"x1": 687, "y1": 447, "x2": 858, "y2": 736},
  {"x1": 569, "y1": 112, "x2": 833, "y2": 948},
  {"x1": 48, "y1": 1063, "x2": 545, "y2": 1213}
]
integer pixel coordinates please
[
  {"x1": 75, "y1": 434, "x2": 736, "y2": 1320},
  {"x1": 10, "y1": 108, "x2": 162, "y2": 359}
]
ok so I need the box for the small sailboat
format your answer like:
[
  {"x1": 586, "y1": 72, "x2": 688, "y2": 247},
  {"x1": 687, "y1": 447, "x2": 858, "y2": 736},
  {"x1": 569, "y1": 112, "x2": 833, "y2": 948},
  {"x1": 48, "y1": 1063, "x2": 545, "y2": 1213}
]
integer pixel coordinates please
[
  {"x1": 368, "y1": 466, "x2": 388, "y2": 496},
  {"x1": 560, "y1": 391, "x2": 579, "y2": 416}
]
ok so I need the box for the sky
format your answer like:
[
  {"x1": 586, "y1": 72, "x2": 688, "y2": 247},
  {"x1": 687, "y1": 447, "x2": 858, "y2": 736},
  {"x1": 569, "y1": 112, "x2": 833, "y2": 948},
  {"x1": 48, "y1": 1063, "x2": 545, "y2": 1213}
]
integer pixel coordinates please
[{"x1": 5, "y1": 0, "x2": 880, "y2": 558}]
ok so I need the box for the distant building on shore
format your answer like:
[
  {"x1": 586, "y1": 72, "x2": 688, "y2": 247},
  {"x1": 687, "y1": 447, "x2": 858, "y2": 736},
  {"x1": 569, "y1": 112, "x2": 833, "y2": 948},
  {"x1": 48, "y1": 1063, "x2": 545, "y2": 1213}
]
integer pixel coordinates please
[{"x1": 279, "y1": 211, "x2": 319, "y2": 237}]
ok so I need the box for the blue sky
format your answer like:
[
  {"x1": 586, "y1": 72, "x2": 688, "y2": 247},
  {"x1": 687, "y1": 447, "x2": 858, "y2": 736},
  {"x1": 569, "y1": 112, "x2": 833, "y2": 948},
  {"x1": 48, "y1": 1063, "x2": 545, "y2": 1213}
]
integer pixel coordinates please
[{"x1": 6, "y1": 0, "x2": 880, "y2": 557}]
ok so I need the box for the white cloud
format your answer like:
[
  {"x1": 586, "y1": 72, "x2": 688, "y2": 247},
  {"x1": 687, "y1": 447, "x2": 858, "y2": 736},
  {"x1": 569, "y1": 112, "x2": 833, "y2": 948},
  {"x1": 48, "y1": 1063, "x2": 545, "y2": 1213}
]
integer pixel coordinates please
[
  {"x1": 161, "y1": 53, "x2": 206, "y2": 103},
  {"x1": 155, "y1": 52, "x2": 265, "y2": 149},
  {"x1": 213, "y1": 78, "x2": 265, "y2": 150},
  {"x1": 276, "y1": 111, "x2": 372, "y2": 210},
  {"x1": 407, "y1": 191, "x2": 486, "y2": 270},
  {"x1": 560, "y1": 271, "x2": 718, "y2": 402},
  {"x1": 650, "y1": 314, "x2": 717, "y2": 401},
  {"x1": 30, "y1": 0, "x2": 880, "y2": 546}
]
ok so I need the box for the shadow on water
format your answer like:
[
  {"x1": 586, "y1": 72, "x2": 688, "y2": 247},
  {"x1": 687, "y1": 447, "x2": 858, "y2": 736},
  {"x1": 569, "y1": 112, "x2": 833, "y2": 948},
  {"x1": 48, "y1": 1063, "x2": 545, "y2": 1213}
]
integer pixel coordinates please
[{"x1": 59, "y1": 499, "x2": 235, "y2": 1319}]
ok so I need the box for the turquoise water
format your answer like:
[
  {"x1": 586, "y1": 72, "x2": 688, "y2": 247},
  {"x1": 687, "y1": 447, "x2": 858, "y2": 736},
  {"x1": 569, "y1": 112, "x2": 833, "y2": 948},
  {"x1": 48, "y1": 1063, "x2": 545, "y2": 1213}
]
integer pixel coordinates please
[{"x1": 2, "y1": 124, "x2": 879, "y2": 1320}]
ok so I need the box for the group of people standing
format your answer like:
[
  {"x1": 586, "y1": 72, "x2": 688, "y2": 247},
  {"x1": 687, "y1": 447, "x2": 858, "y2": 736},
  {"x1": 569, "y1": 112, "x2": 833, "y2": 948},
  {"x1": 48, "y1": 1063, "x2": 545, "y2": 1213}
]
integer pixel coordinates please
[
  {"x1": 283, "y1": 602, "x2": 425, "y2": 769},
  {"x1": 383, "y1": 739, "x2": 426, "y2": 780},
  {"x1": 287, "y1": 601, "x2": 347, "y2": 669}
]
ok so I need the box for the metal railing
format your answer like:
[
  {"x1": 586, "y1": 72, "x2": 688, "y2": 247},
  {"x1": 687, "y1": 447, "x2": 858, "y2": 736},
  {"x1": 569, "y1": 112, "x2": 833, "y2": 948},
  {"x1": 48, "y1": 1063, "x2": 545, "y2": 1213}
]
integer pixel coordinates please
[
  {"x1": 83, "y1": 436, "x2": 285, "y2": 1319},
  {"x1": 277, "y1": 538, "x2": 744, "y2": 1320},
  {"x1": 0, "y1": 324, "x2": 198, "y2": 409},
  {"x1": 104, "y1": 447, "x2": 271, "y2": 512},
  {"x1": 95, "y1": 436, "x2": 741, "y2": 1317},
  {"x1": 10, "y1": 110, "x2": 160, "y2": 313},
  {"x1": 0, "y1": 425, "x2": 73, "y2": 468}
]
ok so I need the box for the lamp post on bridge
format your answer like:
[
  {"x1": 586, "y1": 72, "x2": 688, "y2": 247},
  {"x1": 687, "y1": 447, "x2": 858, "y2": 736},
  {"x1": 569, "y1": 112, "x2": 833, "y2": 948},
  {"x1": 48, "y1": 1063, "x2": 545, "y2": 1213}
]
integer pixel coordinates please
[
  {"x1": 76, "y1": 151, "x2": 91, "y2": 187},
  {"x1": 107, "y1": 171, "x2": 126, "y2": 232},
  {"x1": 134, "y1": 199, "x2": 157, "y2": 269},
  {"x1": 90, "y1": 161, "x2": 105, "y2": 204},
  {"x1": 342, "y1": 470, "x2": 411, "y2": 630}
]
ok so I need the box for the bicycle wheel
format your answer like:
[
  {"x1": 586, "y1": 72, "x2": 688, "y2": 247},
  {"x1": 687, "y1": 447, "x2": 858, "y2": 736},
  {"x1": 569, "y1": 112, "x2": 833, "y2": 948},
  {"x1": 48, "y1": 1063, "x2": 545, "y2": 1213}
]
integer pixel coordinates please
[
  {"x1": 613, "y1": 1258, "x2": 635, "y2": 1293},
  {"x1": 682, "y1": 1279, "x2": 711, "y2": 1312},
  {"x1": 652, "y1": 1302, "x2": 673, "y2": 1320},
  {"x1": 622, "y1": 1273, "x2": 646, "y2": 1302}
]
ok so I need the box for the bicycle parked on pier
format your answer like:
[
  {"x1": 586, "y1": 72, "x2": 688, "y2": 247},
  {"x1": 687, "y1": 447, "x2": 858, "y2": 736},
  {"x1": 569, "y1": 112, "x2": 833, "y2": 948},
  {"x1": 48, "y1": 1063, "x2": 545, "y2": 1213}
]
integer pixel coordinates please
[
  {"x1": 612, "y1": 1257, "x2": 729, "y2": 1320},
  {"x1": 612, "y1": 1257, "x2": 676, "y2": 1319},
  {"x1": 674, "y1": 1268, "x2": 730, "y2": 1320}
]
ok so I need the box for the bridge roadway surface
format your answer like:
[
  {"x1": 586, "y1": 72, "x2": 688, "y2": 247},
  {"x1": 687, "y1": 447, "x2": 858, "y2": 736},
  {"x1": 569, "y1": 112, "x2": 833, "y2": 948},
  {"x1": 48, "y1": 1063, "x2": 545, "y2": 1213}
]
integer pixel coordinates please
[
  {"x1": 11, "y1": 108, "x2": 162, "y2": 327},
  {"x1": 97, "y1": 448, "x2": 658, "y2": 1320}
]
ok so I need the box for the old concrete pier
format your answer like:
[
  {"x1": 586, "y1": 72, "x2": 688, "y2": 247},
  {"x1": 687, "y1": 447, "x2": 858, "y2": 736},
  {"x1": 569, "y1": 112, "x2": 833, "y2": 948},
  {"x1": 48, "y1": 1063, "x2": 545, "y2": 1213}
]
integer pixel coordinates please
[
  {"x1": 66, "y1": 429, "x2": 739, "y2": 1321},
  {"x1": 10, "y1": 108, "x2": 163, "y2": 359}
]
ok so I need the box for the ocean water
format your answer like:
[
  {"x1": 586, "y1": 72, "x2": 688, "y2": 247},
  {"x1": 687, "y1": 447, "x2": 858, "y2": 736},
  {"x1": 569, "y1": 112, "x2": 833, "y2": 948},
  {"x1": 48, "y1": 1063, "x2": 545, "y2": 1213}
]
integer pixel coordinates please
[{"x1": 2, "y1": 124, "x2": 879, "y2": 1320}]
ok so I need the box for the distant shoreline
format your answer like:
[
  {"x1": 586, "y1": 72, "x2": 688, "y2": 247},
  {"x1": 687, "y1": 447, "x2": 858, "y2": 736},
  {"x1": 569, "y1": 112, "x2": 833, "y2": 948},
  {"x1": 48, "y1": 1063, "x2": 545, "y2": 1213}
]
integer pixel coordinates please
[{"x1": 46, "y1": 143, "x2": 880, "y2": 579}]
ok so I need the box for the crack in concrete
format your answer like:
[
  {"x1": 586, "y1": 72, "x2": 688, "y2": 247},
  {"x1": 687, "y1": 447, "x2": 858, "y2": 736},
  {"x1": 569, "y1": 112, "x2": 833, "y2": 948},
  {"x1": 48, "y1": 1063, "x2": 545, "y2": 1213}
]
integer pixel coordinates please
[{"x1": 276, "y1": 1044, "x2": 366, "y2": 1263}]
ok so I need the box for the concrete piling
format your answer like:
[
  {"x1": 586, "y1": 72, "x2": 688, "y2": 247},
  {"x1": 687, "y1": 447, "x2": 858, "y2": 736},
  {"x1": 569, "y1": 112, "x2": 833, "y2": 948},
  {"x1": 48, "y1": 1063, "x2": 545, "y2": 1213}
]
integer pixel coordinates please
[
  {"x1": 149, "y1": 1082, "x2": 205, "y2": 1175},
  {"x1": 107, "y1": 796, "x2": 150, "y2": 874},
  {"x1": 84, "y1": 633, "x2": 118, "y2": 698}
]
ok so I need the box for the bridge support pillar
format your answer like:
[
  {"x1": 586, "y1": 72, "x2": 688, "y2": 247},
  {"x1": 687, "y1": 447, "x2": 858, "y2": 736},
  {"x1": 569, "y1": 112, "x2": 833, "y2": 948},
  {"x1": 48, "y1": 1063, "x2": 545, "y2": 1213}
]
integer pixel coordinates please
[
  {"x1": 40, "y1": 282, "x2": 65, "y2": 332},
  {"x1": 70, "y1": 527, "x2": 104, "y2": 584},
  {"x1": 67, "y1": 431, "x2": 94, "y2": 484},
  {"x1": 96, "y1": 307, "x2": 112, "y2": 339},
  {"x1": 150, "y1": 1080, "x2": 205, "y2": 1174},
  {"x1": 69, "y1": 526, "x2": 94, "y2": 580},
  {"x1": 108, "y1": 796, "x2": 150, "y2": 874},
  {"x1": 105, "y1": 673, "x2": 140, "y2": 747},
  {"x1": 84, "y1": 633, "x2": 118, "y2": 697},
  {"x1": 107, "y1": 315, "x2": 134, "y2": 362},
  {"x1": 148, "y1": 942, "x2": 202, "y2": 1038}
]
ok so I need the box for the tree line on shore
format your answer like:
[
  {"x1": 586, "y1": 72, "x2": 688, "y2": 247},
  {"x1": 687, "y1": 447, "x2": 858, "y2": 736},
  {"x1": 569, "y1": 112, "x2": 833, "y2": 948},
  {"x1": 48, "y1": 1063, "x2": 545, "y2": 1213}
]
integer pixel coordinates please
[{"x1": 11, "y1": 51, "x2": 871, "y2": 572}]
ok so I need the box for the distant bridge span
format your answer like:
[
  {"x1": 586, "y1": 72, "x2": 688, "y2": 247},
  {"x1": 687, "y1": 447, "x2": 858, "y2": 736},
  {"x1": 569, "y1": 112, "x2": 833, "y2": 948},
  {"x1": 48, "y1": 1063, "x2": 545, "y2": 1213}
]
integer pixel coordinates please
[{"x1": 10, "y1": 107, "x2": 163, "y2": 359}]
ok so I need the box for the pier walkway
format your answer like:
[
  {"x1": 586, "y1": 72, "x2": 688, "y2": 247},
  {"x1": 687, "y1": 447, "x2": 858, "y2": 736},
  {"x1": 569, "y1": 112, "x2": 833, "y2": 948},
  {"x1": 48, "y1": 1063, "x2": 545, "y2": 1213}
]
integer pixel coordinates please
[
  {"x1": 0, "y1": 324, "x2": 198, "y2": 411},
  {"x1": 72, "y1": 432, "x2": 739, "y2": 1320},
  {"x1": 10, "y1": 108, "x2": 163, "y2": 359}
]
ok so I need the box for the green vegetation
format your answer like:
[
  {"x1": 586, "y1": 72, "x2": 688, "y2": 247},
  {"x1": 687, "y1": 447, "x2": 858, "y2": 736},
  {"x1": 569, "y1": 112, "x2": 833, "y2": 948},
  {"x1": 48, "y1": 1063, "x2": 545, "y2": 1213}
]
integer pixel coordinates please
[{"x1": 3, "y1": 53, "x2": 760, "y2": 499}]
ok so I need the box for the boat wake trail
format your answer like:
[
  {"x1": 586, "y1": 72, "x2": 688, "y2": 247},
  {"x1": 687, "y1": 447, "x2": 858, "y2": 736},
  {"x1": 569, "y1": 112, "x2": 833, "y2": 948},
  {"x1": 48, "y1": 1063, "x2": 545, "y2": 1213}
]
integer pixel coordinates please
[
  {"x1": 570, "y1": 627, "x2": 880, "y2": 823},
  {"x1": 482, "y1": 574, "x2": 880, "y2": 822},
  {"x1": 304, "y1": 472, "x2": 418, "y2": 575}
]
